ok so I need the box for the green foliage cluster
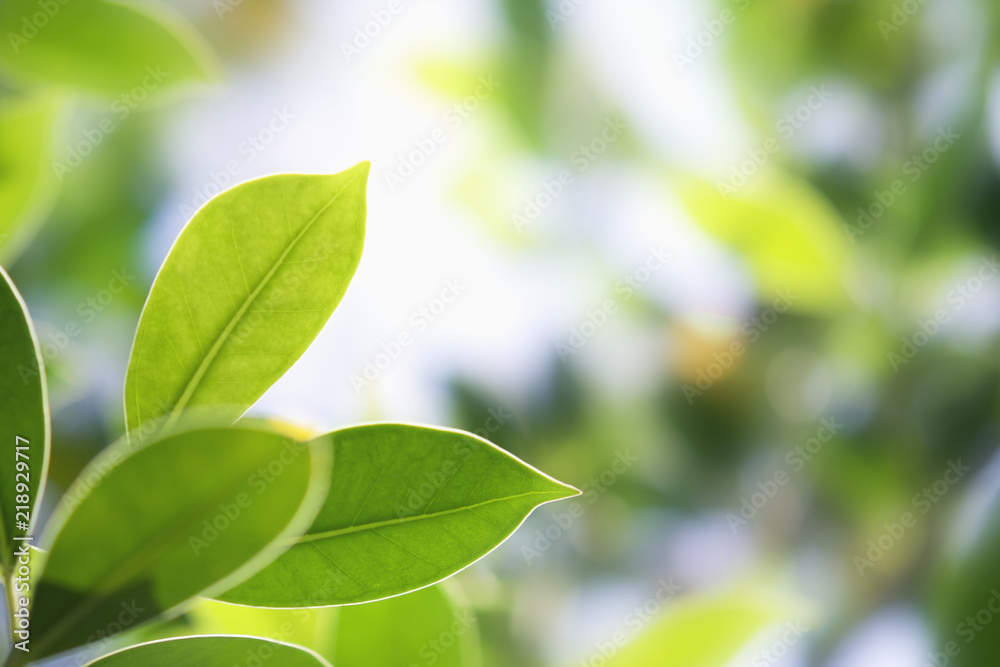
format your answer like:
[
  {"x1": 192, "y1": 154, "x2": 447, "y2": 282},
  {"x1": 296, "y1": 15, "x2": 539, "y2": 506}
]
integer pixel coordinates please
[{"x1": 0, "y1": 165, "x2": 578, "y2": 665}]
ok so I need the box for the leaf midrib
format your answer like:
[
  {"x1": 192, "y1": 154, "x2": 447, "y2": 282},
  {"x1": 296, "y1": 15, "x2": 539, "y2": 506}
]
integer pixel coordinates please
[
  {"x1": 296, "y1": 490, "x2": 566, "y2": 544},
  {"x1": 145, "y1": 171, "x2": 363, "y2": 432}
]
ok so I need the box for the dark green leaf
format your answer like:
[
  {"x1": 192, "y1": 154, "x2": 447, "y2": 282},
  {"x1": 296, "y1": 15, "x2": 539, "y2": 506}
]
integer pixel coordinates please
[
  {"x1": 0, "y1": 267, "x2": 49, "y2": 576},
  {"x1": 932, "y1": 488, "x2": 1000, "y2": 667}
]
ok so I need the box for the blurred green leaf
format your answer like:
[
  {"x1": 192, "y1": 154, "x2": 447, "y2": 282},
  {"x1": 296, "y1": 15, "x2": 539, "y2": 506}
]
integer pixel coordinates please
[
  {"x1": 183, "y1": 599, "x2": 333, "y2": 656},
  {"x1": 678, "y1": 170, "x2": 850, "y2": 313},
  {"x1": 598, "y1": 591, "x2": 807, "y2": 667},
  {"x1": 0, "y1": 266, "x2": 49, "y2": 575},
  {"x1": 124, "y1": 165, "x2": 369, "y2": 436},
  {"x1": 0, "y1": 95, "x2": 59, "y2": 263},
  {"x1": 82, "y1": 635, "x2": 332, "y2": 667},
  {"x1": 219, "y1": 423, "x2": 579, "y2": 607},
  {"x1": 332, "y1": 583, "x2": 481, "y2": 667},
  {"x1": 0, "y1": 0, "x2": 218, "y2": 96},
  {"x1": 932, "y1": 489, "x2": 1000, "y2": 667},
  {"x1": 20, "y1": 426, "x2": 331, "y2": 664}
]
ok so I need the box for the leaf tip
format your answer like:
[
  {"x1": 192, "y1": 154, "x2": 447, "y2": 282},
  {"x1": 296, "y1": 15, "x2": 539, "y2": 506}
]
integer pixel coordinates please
[{"x1": 552, "y1": 479, "x2": 583, "y2": 501}]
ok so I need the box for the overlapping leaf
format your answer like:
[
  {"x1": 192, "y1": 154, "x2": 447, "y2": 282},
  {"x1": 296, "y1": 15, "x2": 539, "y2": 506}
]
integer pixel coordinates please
[
  {"x1": 0, "y1": 267, "x2": 49, "y2": 576},
  {"x1": 0, "y1": 96, "x2": 60, "y2": 263},
  {"x1": 124, "y1": 165, "x2": 369, "y2": 436},
  {"x1": 17, "y1": 426, "x2": 331, "y2": 664},
  {"x1": 82, "y1": 635, "x2": 331, "y2": 667},
  {"x1": 333, "y1": 583, "x2": 481, "y2": 667},
  {"x1": 0, "y1": 0, "x2": 217, "y2": 95},
  {"x1": 220, "y1": 423, "x2": 579, "y2": 607}
]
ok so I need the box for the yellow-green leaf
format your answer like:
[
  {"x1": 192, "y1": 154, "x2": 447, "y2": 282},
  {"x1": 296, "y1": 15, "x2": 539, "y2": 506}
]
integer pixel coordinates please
[
  {"x1": 0, "y1": 0, "x2": 217, "y2": 96},
  {"x1": 124, "y1": 164, "x2": 369, "y2": 437},
  {"x1": 0, "y1": 95, "x2": 60, "y2": 263},
  {"x1": 678, "y1": 170, "x2": 850, "y2": 312}
]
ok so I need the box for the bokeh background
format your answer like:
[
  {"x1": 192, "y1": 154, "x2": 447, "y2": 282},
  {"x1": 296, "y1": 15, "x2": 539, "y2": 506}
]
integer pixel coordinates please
[{"x1": 2, "y1": 0, "x2": 1000, "y2": 665}]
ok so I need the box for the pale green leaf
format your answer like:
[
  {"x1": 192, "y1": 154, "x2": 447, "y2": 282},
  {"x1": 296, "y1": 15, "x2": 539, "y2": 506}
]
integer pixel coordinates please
[
  {"x1": 219, "y1": 423, "x2": 579, "y2": 607},
  {"x1": 597, "y1": 590, "x2": 810, "y2": 667},
  {"x1": 0, "y1": 266, "x2": 49, "y2": 576},
  {"x1": 332, "y1": 583, "x2": 481, "y2": 667},
  {"x1": 82, "y1": 635, "x2": 331, "y2": 667},
  {"x1": 0, "y1": 0, "x2": 218, "y2": 95},
  {"x1": 183, "y1": 598, "x2": 334, "y2": 656},
  {"x1": 124, "y1": 164, "x2": 369, "y2": 437},
  {"x1": 16, "y1": 426, "x2": 331, "y2": 664},
  {"x1": 0, "y1": 95, "x2": 60, "y2": 263},
  {"x1": 678, "y1": 169, "x2": 850, "y2": 312}
]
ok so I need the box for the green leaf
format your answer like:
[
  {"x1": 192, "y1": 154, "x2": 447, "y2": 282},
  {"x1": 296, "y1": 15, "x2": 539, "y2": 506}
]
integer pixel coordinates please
[
  {"x1": 0, "y1": 95, "x2": 60, "y2": 264},
  {"x1": 0, "y1": 267, "x2": 49, "y2": 576},
  {"x1": 332, "y1": 583, "x2": 481, "y2": 667},
  {"x1": 19, "y1": 426, "x2": 331, "y2": 664},
  {"x1": 185, "y1": 598, "x2": 334, "y2": 656},
  {"x1": 0, "y1": 0, "x2": 218, "y2": 96},
  {"x1": 931, "y1": 489, "x2": 1000, "y2": 667},
  {"x1": 124, "y1": 164, "x2": 370, "y2": 437},
  {"x1": 677, "y1": 169, "x2": 850, "y2": 313},
  {"x1": 82, "y1": 635, "x2": 332, "y2": 667},
  {"x1": 219, "y1": 423, "x2": 578, "y2": 607},
  {"x1": 598, "y1": 591, "x2": 809, "y2": 667}
]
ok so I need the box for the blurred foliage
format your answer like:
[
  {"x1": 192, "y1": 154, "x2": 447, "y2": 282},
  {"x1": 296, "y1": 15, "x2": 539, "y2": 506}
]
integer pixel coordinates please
[{"x1": 1, "y1": 0, "x2": 1000, "y2": 664}]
